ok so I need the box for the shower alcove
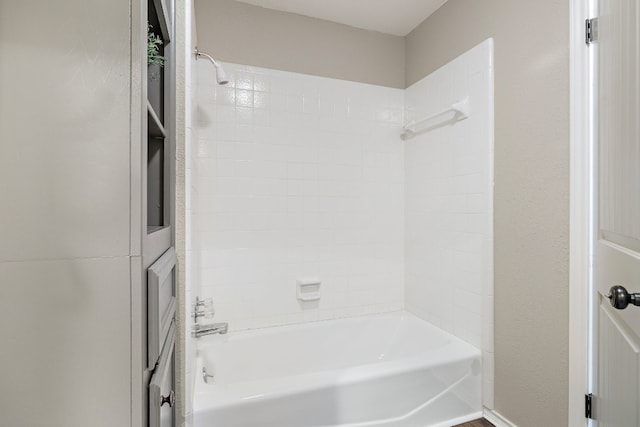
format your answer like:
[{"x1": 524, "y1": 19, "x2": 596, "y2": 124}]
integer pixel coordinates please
[{"x1": 184, "y1": 25, "x2": 494, "y2": 425}]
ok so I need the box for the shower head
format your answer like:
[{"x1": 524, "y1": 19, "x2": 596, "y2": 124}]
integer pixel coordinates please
[{"x1": 194, "y1": 48, "x2": 229, "y2": 85}]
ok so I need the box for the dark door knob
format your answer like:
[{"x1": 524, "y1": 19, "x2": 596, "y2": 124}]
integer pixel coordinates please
[
  {"x1": 607, "y1": 285, "x2": 640, "y2": 310},
  {"x1": 160, "y1": 390, "x2": 175, "y2": 408}
]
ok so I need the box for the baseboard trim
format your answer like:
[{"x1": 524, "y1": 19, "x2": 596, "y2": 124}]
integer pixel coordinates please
[{"x1": 484, "y1": 408, "x2": 518, "y2": 427}]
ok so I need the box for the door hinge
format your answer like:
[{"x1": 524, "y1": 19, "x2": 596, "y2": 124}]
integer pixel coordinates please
[
  {"x1": 586, "y1": 18, "x2": 598, "y2": 45},
  {"x1": 585, "y1": 393, "x2": 594, "y2": 419}
]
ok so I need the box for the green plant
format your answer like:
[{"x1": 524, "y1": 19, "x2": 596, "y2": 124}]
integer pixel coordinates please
[{"x1": 147, "y1": 24, "x2": 165, "y2": 67}]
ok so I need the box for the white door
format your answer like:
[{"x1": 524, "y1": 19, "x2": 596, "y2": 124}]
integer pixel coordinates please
[{"x1": 593, "y1": 0, "x2": 640, "y2": 425}]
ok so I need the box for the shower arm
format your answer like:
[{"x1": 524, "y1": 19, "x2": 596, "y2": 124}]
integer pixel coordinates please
[
  {"x1": 194, "y1": 48, "x2": 220, "y2": 67},
  {"x1": 194, "y1": 47, "x2": 229, "y2": 85}
]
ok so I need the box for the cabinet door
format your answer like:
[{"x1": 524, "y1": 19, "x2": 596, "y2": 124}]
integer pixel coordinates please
[
  {"x1": 149, "y1": 322, "x2": 175, "y2": 427},
  {"x1": 148, "y1": 247, "x2": 177, "y2": 368}
]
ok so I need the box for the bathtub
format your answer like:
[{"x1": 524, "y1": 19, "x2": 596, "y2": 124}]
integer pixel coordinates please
[{"x1": 193, "y1": 311, "x2": 482, "y2": 427}]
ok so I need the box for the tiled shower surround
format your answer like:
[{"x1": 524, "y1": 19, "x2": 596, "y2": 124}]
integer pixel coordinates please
[
  {"x1": 404, "y1": 39, "x2": 494, "y2": 406},
  {"x1": 193, "y1": 62, "x2": 406, "y2": 330},
  {"x1": 192, "y1": 41, "x2": 492, "y2": 380},
  {"x1": 191, "y1": 40, "x2": 494, "y2": 408}
]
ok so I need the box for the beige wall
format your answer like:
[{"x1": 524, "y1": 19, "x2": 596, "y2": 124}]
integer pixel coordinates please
[
  {"x1": 174, "y1": 0, "x2": 188, "y2": 423},
  {"x1": 0, "y1": 0, "x2": 138, "y2": 425},
  {"x1": 407, "y1": 2, "x2": 570, "y2": 426},
  {"x1": 194, "y1": 0, "x2": 405, "y2": 88}
]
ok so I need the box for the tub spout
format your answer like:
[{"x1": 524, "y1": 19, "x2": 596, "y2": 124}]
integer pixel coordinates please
[{"x1": 193, "y1": 322, "x2": 228, "y2": 338}]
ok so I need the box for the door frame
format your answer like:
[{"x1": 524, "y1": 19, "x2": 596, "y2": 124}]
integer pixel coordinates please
[{"x1": 569, "y1": 0, "x2": 595, "y2": 425}]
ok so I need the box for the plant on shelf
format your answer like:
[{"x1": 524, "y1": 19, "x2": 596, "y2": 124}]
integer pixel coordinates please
[{"x1": 147, "y1": 24, "x2": 165, "y2": 68}]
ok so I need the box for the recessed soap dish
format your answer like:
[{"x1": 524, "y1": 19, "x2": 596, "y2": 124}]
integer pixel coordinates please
[{"x1": 297, "y1": 277, "x2": 321, "y2": 302}]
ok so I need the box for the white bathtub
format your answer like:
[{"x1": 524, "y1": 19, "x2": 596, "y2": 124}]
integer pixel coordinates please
[{"x1": 193, "y1": 312, "x2": 482, "y2": 427}]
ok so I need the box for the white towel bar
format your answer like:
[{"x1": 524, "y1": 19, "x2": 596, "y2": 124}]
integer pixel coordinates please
[{"x1": 401, "y1": 97, "x2": 470, "y2": 140}]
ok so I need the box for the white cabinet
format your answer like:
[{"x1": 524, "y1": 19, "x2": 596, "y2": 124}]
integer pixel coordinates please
[
  {"x1": 150, "y1": 322, "x2": 177, "y2": 427},
  {"x1": 143, "y1": 0, "x2": 177, "y2": 426},
  {"x1": 147, "y1": 247, "x2": 177, "y2": 426},
  {"x1": 148, "y1": 248, "x2": 177, "y2": 369}
]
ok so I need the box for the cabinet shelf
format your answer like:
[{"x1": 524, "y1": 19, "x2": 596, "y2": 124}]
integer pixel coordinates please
[
  {"x1": 147, "y1": 100, "x2": 166, "y2": 138},
  {"x1": 147, "y1": 225, "x2": 166, "y2": 234},
  {"x1": 145, "y1": 225, "x2": 172, "y2": 263}
]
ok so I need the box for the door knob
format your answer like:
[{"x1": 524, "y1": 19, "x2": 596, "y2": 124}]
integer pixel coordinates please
[
  {"x1": 607, "y1": 285, "x2": 640, "y2": 309},
  {"x1": 160, "y1": 390, "x2": 175, "y2": 408}
]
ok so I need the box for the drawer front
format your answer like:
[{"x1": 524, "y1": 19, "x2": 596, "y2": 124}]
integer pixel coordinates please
[
  {"x1": 148, "y1": 247, "x2": 177, "y2": 368},
  {"x1": 149, "y1": 322, "x2": 175, "y2": 427}
]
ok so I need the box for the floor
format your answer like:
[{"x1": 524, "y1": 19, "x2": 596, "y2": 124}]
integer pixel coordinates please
[{"x1": 453, "y1": 419, "x2": 495, "y2": 427}]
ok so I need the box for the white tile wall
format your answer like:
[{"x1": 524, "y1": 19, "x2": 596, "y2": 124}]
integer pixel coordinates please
[
  {"x1": 189, "y1": 40, "x2": 494, "y2": 411},
  {"x1": 193, "y1": 63, "x2": 405, "y2": 331},
  {"x1": 404, "y1": 39, "x2": 494, "y2": 409}
]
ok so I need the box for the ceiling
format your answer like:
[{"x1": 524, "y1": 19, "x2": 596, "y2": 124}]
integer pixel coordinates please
[{"x1": 232, "y1": 0, "x2": 449, "y2": 36}]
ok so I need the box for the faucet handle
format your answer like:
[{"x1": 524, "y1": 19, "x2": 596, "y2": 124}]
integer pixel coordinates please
[
  {"x1": 193, "y1": 297, "x2": 214, "y2": 321},
  {"x1": 195, "y1": 296, "x2": 210, "y2": 307}
]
